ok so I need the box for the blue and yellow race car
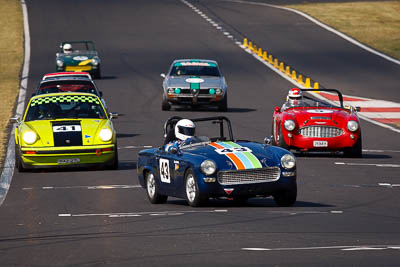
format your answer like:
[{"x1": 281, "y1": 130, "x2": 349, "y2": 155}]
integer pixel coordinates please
[
  {"x1": 11, "y1": 92, "x2": 118, "y2": 171},
  {"x1": 137, "y1": 116, "x2": 297, "y2": 207}
]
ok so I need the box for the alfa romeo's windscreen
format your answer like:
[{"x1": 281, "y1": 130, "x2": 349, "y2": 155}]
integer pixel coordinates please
[{"x1": 170, "y1": 61, "x2": 220, "y2": 77}]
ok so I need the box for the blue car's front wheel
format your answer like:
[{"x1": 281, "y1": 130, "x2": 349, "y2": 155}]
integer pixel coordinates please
[
  {"x1": 146, "y1": 171, "x2": 168, "y2": 204},
  {"x1": 185, "y1": 169, "x2": 207, "y2": 207}
]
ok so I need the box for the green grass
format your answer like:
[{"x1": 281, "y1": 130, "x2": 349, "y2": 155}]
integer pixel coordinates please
[
  {"x1": 0, "y1": 0, "x2": 23, "y2": 165},
  {"x1": 286, "y1": 1, "x2": 400, "y2": 60}
]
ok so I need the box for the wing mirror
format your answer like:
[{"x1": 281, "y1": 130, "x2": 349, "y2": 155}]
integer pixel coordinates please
[
  {"x1": 264, "y1": 136, "x2": 272, "y2": 145},
  {"x1": 355, "y1": 106, "x2": 361, "y2": 112},
  {"x1": 160, "y1": 73, "x2": 166, "y2": 78},
  {"x1": 274, "y1": 106, "x2": 281, "y2": 112},
  {"x1": 99, "y1": 91, "x2": 103, "y2": 97},
  {"x1": 109, "y1": 112, "x2": 118, "y2": 119},
  {"x1": 170, "y1": 146, "x2": 178, "y2": 154},
  {"x1": 10, "y1": 116, "x2": 21, "y2": 124}
]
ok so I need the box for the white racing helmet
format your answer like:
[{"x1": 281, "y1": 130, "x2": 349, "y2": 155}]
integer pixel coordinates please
[
  {"x1": 175, "y1": 119, "x2": 195, "y2": 141},
  {"x1": 287, "y1": 88, "x2": 302, "y2": 101},
  {"x1": 63, "y1": 43, "x2": 72, "y2": 53}
]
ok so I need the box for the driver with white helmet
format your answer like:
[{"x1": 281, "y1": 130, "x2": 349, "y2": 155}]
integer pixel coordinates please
[
  {"x1": 63, "y1": 43, "x2": 73, "y2": 54},
  {"x1": 283, "y1": 88, "x2": 303, "y2": 109},
  {"x1": 164, "y1": 119, "x2": 196, "y2": 152}
]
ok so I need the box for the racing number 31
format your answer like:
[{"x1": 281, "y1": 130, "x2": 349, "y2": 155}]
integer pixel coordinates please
[{"x1": 159, "y1": 158, "x2": 171, "y2": 183}]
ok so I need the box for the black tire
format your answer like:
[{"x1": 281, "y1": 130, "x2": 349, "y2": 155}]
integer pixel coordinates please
[
  {"x1": 273, "y1": 185, "x2": 297, "y2": 207},
  {"x1": 145, "y1": 170, "x2": 168, "y2": 204},
  {"x1": 277, "y1": 125, "x2": 290, "y2": 150},
  {"x1": 343, "y1": 135, "x2": 362, "y2": 158},
  {"x1": 108, "y1": 144, "x2": 119, "y2": 170},
  {"x1": 93, "y1": 67, "x2": 101, "y2": 79},
  {"x1": 218, "y1": 94, "x2": 228, "y2": 112},
  {"x1": 15, "y1": 144, "x2": 26, "y2": 172},
  {"x1": 161, "y1": 94, "x2": 171, "y2": 111},
  {"x1": 185, "y1": 169, "x2": 206, "y2": 207}
]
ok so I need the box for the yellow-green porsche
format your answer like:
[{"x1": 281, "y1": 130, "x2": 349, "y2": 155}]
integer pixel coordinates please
[{"x1": 11, "y1": 92, "x2": 118, "y2": 171}]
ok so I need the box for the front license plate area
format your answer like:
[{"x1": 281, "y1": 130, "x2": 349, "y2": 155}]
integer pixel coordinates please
[
  {"x1": 313, "y1": 141, "x2": 328, "y2": 147},
  {"x1": 58, "y1": 158, "x2": 80, "y2": 164}
]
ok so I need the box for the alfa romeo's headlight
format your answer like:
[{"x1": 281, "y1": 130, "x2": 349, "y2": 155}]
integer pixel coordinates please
[
  {"x1": 201, "y1": 160, "x2": 217, "y2": 175},
  {"x1": 284, "y1": 120, "x2": 295, "y2": 131},
  {"x1": 91, "y1": 57, "x2": 100, "y2": 66},
  {"x1": 347, "y1": 120, "x2": 359, "y2": 132},
  {"x1": 23, "y1": 131, "x2": 37, "y2": 144},
  {"x1": 56, "y1": 59, "x2": 64, "y2": 67},
  {"x1": 281, "y1": 154, "x2": 296, "y2": 169},
  {"x1": 99, "y1": 128, "x2": 113, "y2": 142}
]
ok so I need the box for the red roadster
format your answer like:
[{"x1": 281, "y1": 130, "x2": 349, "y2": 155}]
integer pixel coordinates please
[{"x1": 272, "y1": 89, "x2": 362, "y2": 157}]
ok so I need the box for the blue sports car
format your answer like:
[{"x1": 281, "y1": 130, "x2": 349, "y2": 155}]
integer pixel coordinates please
[{"x1": 137, "y1": 116, "x2": 297, "y2": 207}]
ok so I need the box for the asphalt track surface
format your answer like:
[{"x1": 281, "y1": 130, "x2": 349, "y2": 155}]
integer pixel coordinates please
[{"x1": 1, "y1": 0, "x2": 399, "y2": 266}]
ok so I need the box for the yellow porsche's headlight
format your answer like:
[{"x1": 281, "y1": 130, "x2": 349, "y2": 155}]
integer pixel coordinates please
[
  {"x1": 23, "y1": 131, "x2": 37, "y2": 144},
  {"x1": 99, "y1": 128, "x2": 113, "y2": 142}
]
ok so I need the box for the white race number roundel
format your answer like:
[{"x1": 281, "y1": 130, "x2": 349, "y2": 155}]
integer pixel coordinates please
[
  {"x1": 185, "y1": 78, "x2": 204, "y2": 83},
  {"x1": 73, "y1": 56, "x2": 89, "y2": 61}
]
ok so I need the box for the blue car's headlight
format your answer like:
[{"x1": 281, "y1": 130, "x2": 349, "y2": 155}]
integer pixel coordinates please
[
  {"x1": 201, "y1": 160, "x2": 217, "y2": 175},
  {"x1": 281, "y1": 154, "x2": 295, "y2": 169}
]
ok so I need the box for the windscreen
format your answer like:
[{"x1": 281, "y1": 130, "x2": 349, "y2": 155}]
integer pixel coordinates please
[
  {"x1": 282, "y1": 98, "x2": 340, "y2": 111},
  {"x1": 37, "y1": 80, "x2": 98, "y2": 96},
  {"x1": 170, "y1": 61, "x2": 220, "y2": 77},
  {"x1": 25, "y1": 95, "x2": 106, "y2": 121}
]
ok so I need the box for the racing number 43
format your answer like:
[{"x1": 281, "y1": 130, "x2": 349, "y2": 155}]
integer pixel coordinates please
[{"x1": 159, "y1": 158, "x2": 171, "y2": 183}]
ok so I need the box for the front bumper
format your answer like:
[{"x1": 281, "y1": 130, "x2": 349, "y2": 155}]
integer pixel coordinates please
[
  {"x1": 198, "y1": 172, "x2": 297, "y2": 198},
  {"x1": 283, "y1": 131, "x2": 360, "y2": 151},
  {"x1": 18, "y1": 144, "x2": 116, "y2": 168},
  {"x1": 166, "y1": 94, "x2": 224, "y2": 105}
]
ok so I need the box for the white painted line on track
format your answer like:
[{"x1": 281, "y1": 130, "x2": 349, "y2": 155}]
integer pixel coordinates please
[
  {"x1": 58, "y1": 209, "x2": 228, "y2": 218},
  {"x1": 118, "y1": 145, "x2": 153, "y2": 150},
  {"x1": 22, "y1": 184, "x2": 141, "y2": 190},
  {"x1": 0, "y1": 0, "x2": 30, "y2": 207},
  {"x1": 335, "y1": 162, "x2": 400, "y2": 168},
  {"x1": 363, "y1": 149, "x2": 400, "y2": 153},
  {"x1": 242, "y1": 245, "x2": 400, "y2": 252}
]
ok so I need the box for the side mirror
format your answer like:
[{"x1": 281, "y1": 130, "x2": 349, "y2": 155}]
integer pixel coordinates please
[
  {"x1": 355, "y1": 106, "x2": 361, "y2": 112},
  {"x1": 274, "y1": 106, "x2": 281, "y2": 112},
  {"x1": 160, "y1": 73, "x2": 166, "y2": 78},
  {"x1": 99, "y1": 91, "x2": 103, "y2": 97},
  {"x1": 109, "y1": 112, "x2": 118, "y2": 119},
  {"x1": 170, "y1": 146, "x2": 178, "y2": 154},
  {"x1": 10, "y1": 116, "x2": 21, "y2": 124},
  {"x1": 264, "y1": 136, "x2": 272, "y2": 145}
]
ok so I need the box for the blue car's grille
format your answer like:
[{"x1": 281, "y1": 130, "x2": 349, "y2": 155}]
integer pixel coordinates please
[
  {"x1": 299, "y1": 126, "x2": 343, "y2": 138},
  {"x1": 217, "y1": 167, "x2": 280, "y2": 185}
]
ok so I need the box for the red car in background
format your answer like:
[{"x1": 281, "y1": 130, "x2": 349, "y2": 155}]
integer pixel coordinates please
[{"x1": 272, "y1": 89, "x2": 362, "y2": 157}]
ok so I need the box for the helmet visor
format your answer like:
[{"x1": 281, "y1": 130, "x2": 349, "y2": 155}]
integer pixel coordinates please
[{"x1": 178, "y1": 126, "x2": 195, "y2": 136}]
